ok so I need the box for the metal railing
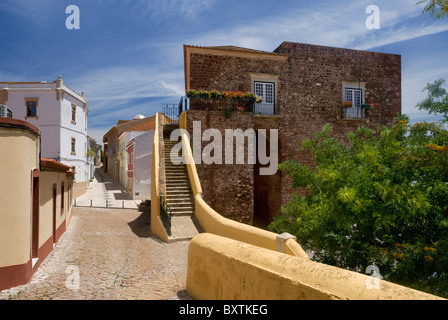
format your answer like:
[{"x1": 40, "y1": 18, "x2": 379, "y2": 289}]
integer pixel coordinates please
[
  {"x1": 162, "y1": 97, "x2": 189, "y2": 124},
  {"x1": 254, "y1": 103, "x2": 275, "y2": 115},
  {"x1": 187, "y1": 97, "x2": 255, "y2": 112},
  {"x1": 342, "y1": 106, "x2": 368, "y2": 119},
  {"x1": 160, "y1": 196, "x2": 172, "y2": 236},
  {"x1": 73, "y1": 198, "x2": 137, "y2": 209},
  {"x1": 163, "y1": 96, "x2": 280, "y2": 119},
  {"x1": 0, "y1": 104, "x2": 13, "y2": 118}
]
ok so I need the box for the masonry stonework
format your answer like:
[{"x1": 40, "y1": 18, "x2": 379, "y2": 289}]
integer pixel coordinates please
[
  {"x1": 185, "y1": 110, "x2": 254, "y2": 224},
  {"x1": 184, "y1": 42, "x2": 401, "y2": 227}
]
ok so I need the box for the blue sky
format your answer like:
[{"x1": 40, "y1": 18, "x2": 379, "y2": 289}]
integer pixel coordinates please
[{"x1": 0, "y1": 0, "x2": 447, "y2": 144}]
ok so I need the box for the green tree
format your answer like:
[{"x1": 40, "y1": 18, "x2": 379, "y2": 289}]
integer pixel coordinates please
[
  {"x1": 269, "y1": 116, "x2": 448, "y2": 297},
  {"x1": 417, "y1": 0, "x2": 448, "y2": 19},
  {"x1": 417, "y1": 78, "x2": 448, "y2": 122}
]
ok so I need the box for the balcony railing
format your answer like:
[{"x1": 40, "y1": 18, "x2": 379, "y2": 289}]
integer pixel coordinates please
[
  {"x1": 254, "y1": 103, "x2": 275, "y2": 115},
  {"x1": 188, "y1": 97, "x2": 255, "y2": 112},
  {"x1": 342, "y1": 106, "x2": 368, "y2": 119},
  {"x1": 162, "y1": 96, "x2": 279, "y2": 121}
]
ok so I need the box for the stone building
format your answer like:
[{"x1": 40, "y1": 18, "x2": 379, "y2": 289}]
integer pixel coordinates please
[{"x1": 182, "y1": 41, "x2": 401, "y2": 227}]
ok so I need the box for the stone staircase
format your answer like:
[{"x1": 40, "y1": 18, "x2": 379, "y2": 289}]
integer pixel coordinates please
[{"x1": 163, "y1": 124, "x2": 202, "y2": 241}]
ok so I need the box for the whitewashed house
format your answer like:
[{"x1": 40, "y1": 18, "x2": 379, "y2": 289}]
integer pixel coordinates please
[{"x1": 0, "y1": 76, "x2": 89, "y2": 198}]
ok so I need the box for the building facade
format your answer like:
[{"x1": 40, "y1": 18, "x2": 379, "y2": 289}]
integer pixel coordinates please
[
  {"x1": 0, "y1": 76, "x2": 89, "y2": 198},
  {"x1": 103, "y1": 115, "x2": 155, "y2": 199},
  {"x1": 0, "y1": 117, "x2": 74, "y2": 290},
  {"x1": 183, "y1": 42, "x2": 401, "y2": 227}
]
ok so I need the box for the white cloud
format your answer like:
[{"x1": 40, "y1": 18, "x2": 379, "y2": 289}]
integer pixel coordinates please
[
  {"x1": 355, "y1": 22, "x2": 448, "y2": 50},
  {"x1": 182, "y1": 0, "x2": 444, "y2": 52},
  {"x1": 70, "y1": 66, "x2": 184, "y2": 110},
  {"x1": 111, "y1": 0, "x2": 216, "y2": 22}
]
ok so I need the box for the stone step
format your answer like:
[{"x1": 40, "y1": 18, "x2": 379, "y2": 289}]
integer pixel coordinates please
[
  {"x1": 165, "y1": 182, "x2": 190, "y2": 187},
  {"x1": 165, "y1": 166, "x2": 187, "y2": 172},
  {"x1": 167, "y1": 215, "x2": 202, "y2": 242},
  {"x1": 166, "y1": 198, "x2": 194, "y2": 204},
  {"x1": 166, "y1": 198, "x2": 194, "y2": 205},
  {"x1": 165, "y1": 172, "x2": 188, "y2": 176},
  {"x1": 165, "y1": 166, "x2": 187, "y2": 170},
  {"x1": 166, "y1": 184, "x2": 191, "y2": 189},
  {"x1": 169, "y1": 205, "x2": 195, "y2": 212},
  {"x1": 166, "y1": 184, "x2": 190, "y2": 189},
  {"x1": 170, "y1": 211, "x2": 195, "y2": 217},
  {"x1": 166, "y1": 193, "x2": 193, "y2": 199},
  {"x1": 168, "y1": 206, "x2": 194, "y2": 213},
  {"x1": 165, "y1": 188, "x2": 192, "y2": 194},
  {"x1": 166, "y1": 180, "x2": 189, "y2": 185},
  {"x1": 165, "y1": 170, "x2": 187, "y2": 174},
  {"x1": 165, "y1": 176, "x2": 189, "y2": 181}
]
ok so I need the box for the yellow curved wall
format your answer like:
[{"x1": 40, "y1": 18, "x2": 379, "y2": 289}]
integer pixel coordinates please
[{"x1": 187, "y1": 233, "x2": 442, "y2": 300}]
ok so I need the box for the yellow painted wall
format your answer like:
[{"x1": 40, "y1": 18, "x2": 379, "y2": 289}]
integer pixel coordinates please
[
  {"x1": 187, "y1": 233, "x2": 443, "y2": 300},
  {"x1": 150, "y1": 113, "x2": 169, "y2": 242},
  {"x1": 0, "y1": 128, "x2": 39, "y2": 267},
  {"x1": 39, "y1": 171, "x2": 72, "y2": 246}
]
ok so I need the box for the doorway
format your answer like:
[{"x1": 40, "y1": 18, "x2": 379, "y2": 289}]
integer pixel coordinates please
[
  {"x1": 31, "y1": 170, "x2": 40, "y2": 260},
  {"x1": 52, "y1": 184, "x2": 57, "y2": 244}
]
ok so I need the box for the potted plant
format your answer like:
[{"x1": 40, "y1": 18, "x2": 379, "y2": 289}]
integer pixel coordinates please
[
  {"x1": 198, "y1": 90, "x2": 210, "y2": 99},
  {"x1": 209, "y1": 90, "x2": 221, "y2": 99},
  {"x1": 342, "y1": 100, "x2": 353, "y2": 108},
  {"x1": 362, "y1": 103, "x2": 374, "y2": 109},
  {"x1": 186, "y1": 90, "x2": 199, "y2": 98}
]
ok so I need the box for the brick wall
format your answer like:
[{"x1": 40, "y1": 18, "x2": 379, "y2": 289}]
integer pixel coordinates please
[
  {"x1": 184, "y1": 43, "x2": 401, "y2": 226},
  {"x1": 185, "y1": 110, "x2": 254, "y2": 224}
]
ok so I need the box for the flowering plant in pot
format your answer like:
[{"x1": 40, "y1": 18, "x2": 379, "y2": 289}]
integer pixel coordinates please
[{"x1": 342, "y1": 100, "x2": 353, "y2": 108}]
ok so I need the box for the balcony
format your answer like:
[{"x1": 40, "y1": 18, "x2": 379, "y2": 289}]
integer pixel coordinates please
[
  {"x1": 342, "y1": 107, "x2": 367, "y2": 119},
  {"x1": 341, "y1": 103, "x2": 372, "y2": 120},
  {"x1": 184, "y1": 90, "x2": 277, "y2": 115},
  {"x1": 188, "y1": 97, "x2": 255, "y2": 113}
]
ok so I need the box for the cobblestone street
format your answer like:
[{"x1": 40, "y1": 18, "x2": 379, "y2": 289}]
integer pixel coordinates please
[{"x1": 0, "y1": 169, "x2": 193, "y2": 300}]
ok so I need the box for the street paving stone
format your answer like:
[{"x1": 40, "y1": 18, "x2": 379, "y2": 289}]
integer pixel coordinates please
[{"x1": 0, "y1": 207, "x2": 193, "y2": 300}]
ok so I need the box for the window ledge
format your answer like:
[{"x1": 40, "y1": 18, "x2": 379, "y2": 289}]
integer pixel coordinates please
[
  {"x1": 25, "y1": 116, "x2": 39, "y2": 120},
  {"x1": 253, "y1": 113, "x2": 282, "y2": 118},
  {"x1": 340, "y1": 117, "x2": 369, "y2": 121}
]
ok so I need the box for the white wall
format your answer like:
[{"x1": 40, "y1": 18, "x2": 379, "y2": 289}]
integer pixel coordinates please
[
  {"x1": 133, "y1": 130, "x2": 154, "y2": 200},
  {"x1": 59, "y1": 93, "x2": 87, "y2": 183},
  {"x1": 0, "y1": 80, "x2": 88, "y2": 184},
  {"x1": 0, "y1": 84, "x2": 61, "y2": 159}
]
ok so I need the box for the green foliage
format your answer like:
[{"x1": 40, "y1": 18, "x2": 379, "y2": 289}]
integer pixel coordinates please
[
  {"x1": 416, "y1": 78, "x2": 448, "y2": 122},
  {"x1": 269, "y1": 116, "x2": 448, "y2": 298},
  {"x1": 417, "y1": 0, "x2": 448, "y2": 19}
]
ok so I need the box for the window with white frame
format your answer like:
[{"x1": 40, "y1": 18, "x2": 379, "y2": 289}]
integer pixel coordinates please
[
  {"x1": 344, "y1": 88, "x2": 363, "y2": 108},
  {"x1": 254, "y1": 81, "x2": 275, "y2": 114},
  {"x1": 342, "y1": 82, "x2": 367, "y2": 119}
]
